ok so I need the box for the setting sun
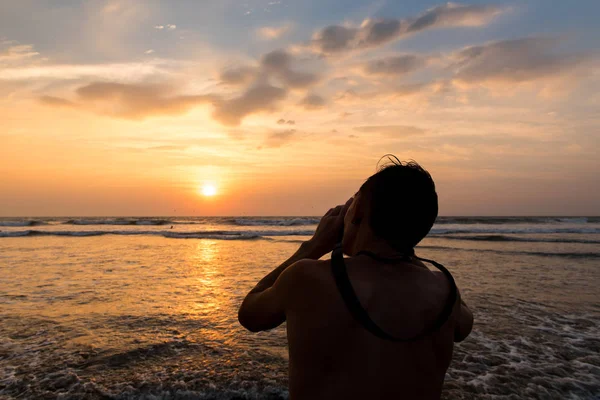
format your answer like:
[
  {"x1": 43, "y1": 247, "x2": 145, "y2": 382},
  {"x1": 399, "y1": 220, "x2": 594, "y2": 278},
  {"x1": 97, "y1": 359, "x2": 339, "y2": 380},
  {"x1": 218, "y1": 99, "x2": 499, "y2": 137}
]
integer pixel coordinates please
[{"x1": 201, "y1": 184, "x2": 218, "y2": 197}]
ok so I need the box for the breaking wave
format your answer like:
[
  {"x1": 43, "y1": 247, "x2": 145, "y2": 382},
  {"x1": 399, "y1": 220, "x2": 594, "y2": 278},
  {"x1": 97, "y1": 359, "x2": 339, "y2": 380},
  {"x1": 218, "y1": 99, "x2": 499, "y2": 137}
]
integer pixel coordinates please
[{"x1": 0, "y1": 229, "x2": 314, "y2": 240}]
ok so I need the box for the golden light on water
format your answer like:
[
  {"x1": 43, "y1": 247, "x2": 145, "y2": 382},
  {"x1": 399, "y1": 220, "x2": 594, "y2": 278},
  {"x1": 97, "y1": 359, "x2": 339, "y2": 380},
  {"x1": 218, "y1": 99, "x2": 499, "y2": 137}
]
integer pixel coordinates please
[{"x1": 201, "y1": 184, "x2": 217, "y2": 197}]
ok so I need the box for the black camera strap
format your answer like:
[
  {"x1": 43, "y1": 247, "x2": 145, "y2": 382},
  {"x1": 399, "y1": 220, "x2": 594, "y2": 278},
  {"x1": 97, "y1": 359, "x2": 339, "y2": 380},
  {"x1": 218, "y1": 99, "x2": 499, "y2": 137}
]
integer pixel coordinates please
[{"x1": 331, "y1": 244, "x2": 457, "y2": 342}]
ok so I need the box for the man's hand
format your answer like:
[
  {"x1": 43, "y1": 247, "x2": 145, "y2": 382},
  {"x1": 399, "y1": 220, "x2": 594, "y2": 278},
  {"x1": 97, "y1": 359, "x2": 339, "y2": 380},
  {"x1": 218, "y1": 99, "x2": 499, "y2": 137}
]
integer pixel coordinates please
[{"x1": 305, "y1": 198, "x2": 352, "y2": 259}]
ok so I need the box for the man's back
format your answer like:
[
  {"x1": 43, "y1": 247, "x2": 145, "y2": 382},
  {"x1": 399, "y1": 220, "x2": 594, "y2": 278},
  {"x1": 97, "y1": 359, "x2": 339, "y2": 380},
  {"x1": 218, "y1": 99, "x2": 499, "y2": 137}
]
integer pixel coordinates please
[
  {"x1": 238, "y1": 158, "x2": 474, "y2": 398},
  {"x1": 285, "y1": 255, "x2": 459, "y2": 400}
]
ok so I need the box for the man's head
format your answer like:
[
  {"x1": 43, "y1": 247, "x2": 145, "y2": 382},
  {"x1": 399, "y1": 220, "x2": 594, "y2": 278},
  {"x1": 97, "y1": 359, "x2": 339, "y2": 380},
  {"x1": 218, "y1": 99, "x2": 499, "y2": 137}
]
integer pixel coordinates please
[{"x1": 343, "y1": 156, "x2": 438, "y2": 253}]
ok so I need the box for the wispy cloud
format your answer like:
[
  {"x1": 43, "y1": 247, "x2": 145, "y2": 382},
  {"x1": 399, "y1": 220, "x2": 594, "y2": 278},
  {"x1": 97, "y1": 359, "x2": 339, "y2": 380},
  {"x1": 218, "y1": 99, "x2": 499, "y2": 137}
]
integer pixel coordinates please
[
  {"x1": 264, "y1": 129, "x2": 297, "y2": 148},
  {"x1": 40, "y1": 82, "x2": 216, "y2": 119},
  {"x1": 353, "y1": 125, "x2": 426, "y2": 136},
  {"x1": 256, "y1": 23, "x2": 293, "y2": 40},
  {"x1": 0, "y1": 42, "x2": 40, "y2": 64},
  {"x1": 363, "y1": 54, "x2": 427, "y2": 76},
  {"x1": 451, "y1": 37, "x2": 590, "y2": 85},
  {"x1": 311, "y1": 3, "x2": 506, "y2": 55},
  {"x1": 0, "y1": 62, "x2": 170, "y2": 81}
]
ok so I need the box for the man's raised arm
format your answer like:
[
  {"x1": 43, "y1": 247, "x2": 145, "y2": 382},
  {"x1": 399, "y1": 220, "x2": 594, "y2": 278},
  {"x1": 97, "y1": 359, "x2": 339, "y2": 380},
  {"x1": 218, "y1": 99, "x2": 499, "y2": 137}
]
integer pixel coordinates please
[
  {"x1": 238, "y1": 201, "x2": 351, "y2": 333},
  {"x1": 238, "y1": 243, "x2": 317, "y2": 332}
]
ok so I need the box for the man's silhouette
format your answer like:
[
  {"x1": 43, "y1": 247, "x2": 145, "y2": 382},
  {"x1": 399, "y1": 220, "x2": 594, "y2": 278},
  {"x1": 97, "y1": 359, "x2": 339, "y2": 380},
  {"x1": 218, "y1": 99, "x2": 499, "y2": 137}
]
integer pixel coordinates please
[{"x1": 239, "y1": 157, "x2": 473, "y2": 399}]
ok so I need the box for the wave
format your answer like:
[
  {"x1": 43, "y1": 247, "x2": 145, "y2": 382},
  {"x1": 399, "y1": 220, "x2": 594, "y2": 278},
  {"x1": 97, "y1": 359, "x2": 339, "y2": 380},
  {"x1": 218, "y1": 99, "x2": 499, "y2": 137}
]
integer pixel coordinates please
[
  {"x1": 2, "y1": 216, "x2": 598, "y2": 228},
  {"x1": 430, "y1": 234, "x2": 600, "y2": 244},
  {"x1": 0, "y1": 220, "x2": 46, "y2": 227},
  {"x1": 64, "y1": 219, "x2": 173, "y2": 226},
  {"x1": 430, "y1": 227, "x2": 600, "y2": 235},
  {"x1": 0, "y1": 229, "x2": 314, "y2": 240},
  {"x1": 435, "y1": 216, "x2": 598, "y2": 224},
  {"x1": 228, "y1": 217, "x2": 320, "y2": 226},
  {"x1": 417, "y1": 245, "x2": 600, "y2": 259}
]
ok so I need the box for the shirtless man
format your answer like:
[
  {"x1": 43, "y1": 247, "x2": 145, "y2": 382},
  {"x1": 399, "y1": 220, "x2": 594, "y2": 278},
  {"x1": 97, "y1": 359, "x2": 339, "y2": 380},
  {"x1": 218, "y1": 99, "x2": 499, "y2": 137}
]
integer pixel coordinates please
[{"x1": 238, "y1": 158, "x2": 474, "y2": 399}]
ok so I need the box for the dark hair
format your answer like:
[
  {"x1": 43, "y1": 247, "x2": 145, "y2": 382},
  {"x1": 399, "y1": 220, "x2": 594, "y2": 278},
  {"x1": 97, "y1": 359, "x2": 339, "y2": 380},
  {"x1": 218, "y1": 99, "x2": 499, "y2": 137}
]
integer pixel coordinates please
[{"x1": 359, "y1": 155, "x2": 438, "y2": 250}]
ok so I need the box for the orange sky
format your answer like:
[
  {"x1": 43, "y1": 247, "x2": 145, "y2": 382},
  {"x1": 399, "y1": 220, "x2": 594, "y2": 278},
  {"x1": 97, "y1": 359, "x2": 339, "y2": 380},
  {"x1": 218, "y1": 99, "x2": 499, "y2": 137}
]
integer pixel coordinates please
[{"x1": 1, "y1": 1, "x2": 599, "y2": 216}]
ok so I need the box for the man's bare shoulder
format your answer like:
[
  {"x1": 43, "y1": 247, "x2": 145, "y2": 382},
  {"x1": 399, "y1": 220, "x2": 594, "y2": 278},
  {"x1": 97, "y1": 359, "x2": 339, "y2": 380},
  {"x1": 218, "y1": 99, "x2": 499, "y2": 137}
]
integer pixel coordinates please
[
  {"x1": 284, "y1": 258, "x2": 332, "y2": 285},
  {"x1": 280, "y1": 258, "x2": 333, "y2": 307}
]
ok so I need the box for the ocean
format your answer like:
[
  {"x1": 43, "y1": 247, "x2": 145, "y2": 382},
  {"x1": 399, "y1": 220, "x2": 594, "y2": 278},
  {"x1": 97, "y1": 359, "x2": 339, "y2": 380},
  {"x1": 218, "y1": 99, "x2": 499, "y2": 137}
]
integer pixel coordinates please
[{"x1": 1, "y1": 217, "x2": 599, "y2": 399}]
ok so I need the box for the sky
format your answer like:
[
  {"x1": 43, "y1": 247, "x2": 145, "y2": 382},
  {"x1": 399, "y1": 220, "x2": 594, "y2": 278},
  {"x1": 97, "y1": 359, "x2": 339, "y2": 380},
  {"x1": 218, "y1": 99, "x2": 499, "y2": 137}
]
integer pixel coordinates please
[{"x1": 1, "y1": 0, "x2": 599, "y2": 216}]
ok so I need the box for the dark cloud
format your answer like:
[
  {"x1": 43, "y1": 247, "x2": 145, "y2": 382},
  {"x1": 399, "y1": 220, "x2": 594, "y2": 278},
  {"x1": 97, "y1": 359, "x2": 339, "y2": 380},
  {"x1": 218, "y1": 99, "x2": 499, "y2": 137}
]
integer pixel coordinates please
[
  {"x1": 262, "y1": 49, "x2": 291, "y2": 70},
  {"x1": 40, "y1": 82, "x2": 216, "y2": 120},
  {"x1": 360, "y1": 19, "x2": 402, "y2": 47},
  {"x1": 264, "y1": 129, "x2": 297, "y2": 148},
  {"x1": 218, "y1": 49, "x2": 319, "y2": 92},
  {"x1": 408, "y1": 3, "x2": 502, "y2": 33},
  {"x1": 452, "y1": 37, "x2": 588, "y2": 84},
  {"x1": 300, "y1": 94, "x2": 326, "y2": 110},
  {"x1": 276, "y1": 118, "x2": 295, "y2": 125},
  {"x1": 220, "y1": 66, "x2": 258, "y2": 85},
  {"x1": 353, "y1": 125, "x2": 426, "y2": 136},
  {"x1": 261, "y1": 49, "x2": 319, "y2": 88},
  {"x1": 212, "y1": 83, "x2": 287, "y2": 126},
  {"x1": 364, "y1": 54, "x2": 424, "y2": 76},
  {"x1": 312, "y1": 4, "x2": 504, "y2": 54},
  {"x1": 312, "y1": 25, "x2": 358, "y2": 53},
  {"x1": 40, "y1": 81, "x2": 290, "y2": 126}
]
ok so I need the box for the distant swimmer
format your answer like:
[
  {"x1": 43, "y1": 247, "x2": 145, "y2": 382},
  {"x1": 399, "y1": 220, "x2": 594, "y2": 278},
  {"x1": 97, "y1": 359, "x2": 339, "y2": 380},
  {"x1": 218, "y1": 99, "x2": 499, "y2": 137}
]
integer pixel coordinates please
[{"x1": 239, "y1": 155, "x2": 473, "y2": 400}]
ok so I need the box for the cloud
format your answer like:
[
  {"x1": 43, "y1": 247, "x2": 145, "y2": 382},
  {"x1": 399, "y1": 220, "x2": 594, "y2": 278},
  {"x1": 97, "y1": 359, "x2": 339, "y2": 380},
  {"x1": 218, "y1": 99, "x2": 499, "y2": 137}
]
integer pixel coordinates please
[
  {"x1": 39, "y1": 78, "x2": 291, "y2": 126},
  {"x1": 407, "y1": 3, "x2": 504, "y2": 33},
  {"x1": 363, "y1": 54, "x2": 425, "y2": 76},
  {"x1": 220, "y1": 66, "x2": 258, "y2": 85},
  {"x1": 0, "y1": 43, "x2": 40, "y2": 64},
  {"x1": 451, "y1": 37, "x2": 590, "y2": 85},
  {"x1": 261, "y1": 49, "x2": 319, "y2": 88},
  {"x1": 334, "y1": 82, "x2": 429, "y2": 103},
  {"x1": 218, "y1": 49, "x2": 319, "y2": 90},
  {"x1": 312, "y1": 25, "x2": 358, "y2": 53},
  {"x1": 0, "y1": 62, "x2": 169, "y2": 81},
  {"x1": 353, "y1": 125, "x2": 426, "y2": 136},
  {"x1": 144, "y1": 49, "x2": 155, "y2": 54},
  {"x1": 212, "y1": 83, "x2": 287, "y2": 126},
  {"x1": 39, "y1": 96, "x2": 76, "y2": 108},
  {"x1": 264, "y1": 129, "x2": 297, "y2": 148},
  {"x1": 257, "y1": 23, "x2": 292, "y2": 40},
  {"x1": 300, "y1": 94, "x2": 326, "y2": 110},
  {"x1": 311, "y1": 3, "x2": 505, "y2": 54},
  {"x1": 154, "y1": 24, "x2": 176, "y2": 30},
  {"x1": 40, "y1": 82, "x2": 216, "y2": 119},
  {"x1": 277, "y1": 119, "x2": 295, "y2": 125}
]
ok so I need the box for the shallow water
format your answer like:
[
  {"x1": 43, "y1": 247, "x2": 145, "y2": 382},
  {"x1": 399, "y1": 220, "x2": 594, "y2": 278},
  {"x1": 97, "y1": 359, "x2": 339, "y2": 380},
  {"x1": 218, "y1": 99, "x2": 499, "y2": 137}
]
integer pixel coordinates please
[{"x1": 0, "y1": 217, "x2": 599, "y2": 399}]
